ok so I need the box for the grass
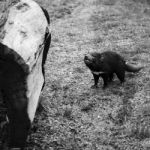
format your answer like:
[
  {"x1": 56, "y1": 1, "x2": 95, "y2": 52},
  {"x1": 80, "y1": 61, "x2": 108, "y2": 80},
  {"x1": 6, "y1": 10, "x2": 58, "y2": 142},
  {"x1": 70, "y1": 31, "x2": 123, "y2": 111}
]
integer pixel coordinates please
[
  {"x1": 1, "y1": 0, "x2": 150, "y2": 149},
  {"x1": 29, "y1": 0, "x2": 150, "y2": 149}
]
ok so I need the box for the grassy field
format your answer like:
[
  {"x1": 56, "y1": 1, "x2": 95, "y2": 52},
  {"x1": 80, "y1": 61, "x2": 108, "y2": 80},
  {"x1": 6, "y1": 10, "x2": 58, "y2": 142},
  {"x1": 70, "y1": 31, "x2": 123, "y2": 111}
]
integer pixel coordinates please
[
  {"x1": 1, "y1": 0, "x2": 150, "y2": 149},
  {"x1": 28, "y1": 0, "x2": 150, "y2": 149}
]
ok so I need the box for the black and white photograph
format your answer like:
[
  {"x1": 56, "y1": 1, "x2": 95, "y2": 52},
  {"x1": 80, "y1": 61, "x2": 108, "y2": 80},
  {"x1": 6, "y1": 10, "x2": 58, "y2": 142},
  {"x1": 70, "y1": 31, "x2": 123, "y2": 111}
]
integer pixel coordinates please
[{"x1": 0, "y1": 0, "x2": 150, "y2": 149}]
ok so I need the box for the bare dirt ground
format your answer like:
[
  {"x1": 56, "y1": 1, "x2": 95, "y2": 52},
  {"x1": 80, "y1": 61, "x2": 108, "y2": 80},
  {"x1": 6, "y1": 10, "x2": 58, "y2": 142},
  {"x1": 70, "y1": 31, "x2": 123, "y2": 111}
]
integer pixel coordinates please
[{"x1": 1, "y1": 0, "x2": 150, "y2": 149}]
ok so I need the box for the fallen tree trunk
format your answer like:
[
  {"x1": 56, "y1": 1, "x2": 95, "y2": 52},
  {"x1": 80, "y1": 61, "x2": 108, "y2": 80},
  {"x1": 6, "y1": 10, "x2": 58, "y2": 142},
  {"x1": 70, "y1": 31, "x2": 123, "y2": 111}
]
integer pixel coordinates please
[{"x1": 0, "y1": 0, "x2": 51, "y2": 149}]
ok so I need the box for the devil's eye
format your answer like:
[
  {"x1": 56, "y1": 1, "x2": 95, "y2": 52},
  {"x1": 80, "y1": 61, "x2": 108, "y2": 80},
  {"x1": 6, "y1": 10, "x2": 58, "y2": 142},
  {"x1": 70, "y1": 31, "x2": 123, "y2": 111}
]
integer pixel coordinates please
[
  {"x1": 92, "y1": 59, "x2": 96, "y2": 63},
  {"x1": 100, "y1": 60, "x2": 103, "y2": 64}
]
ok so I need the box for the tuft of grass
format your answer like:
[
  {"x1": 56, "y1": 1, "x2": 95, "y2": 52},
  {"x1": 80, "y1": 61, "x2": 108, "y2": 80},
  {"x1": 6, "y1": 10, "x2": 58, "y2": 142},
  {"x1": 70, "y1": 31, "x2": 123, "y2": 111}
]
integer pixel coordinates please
[{"x1": 63, "y1": 107, "x2": 73, "y2": 120}]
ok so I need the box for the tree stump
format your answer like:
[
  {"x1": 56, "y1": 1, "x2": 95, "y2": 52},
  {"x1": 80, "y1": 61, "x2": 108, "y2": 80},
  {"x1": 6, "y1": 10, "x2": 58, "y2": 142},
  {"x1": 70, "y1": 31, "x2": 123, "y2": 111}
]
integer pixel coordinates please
[{"x1": 0, "y1": 0, "x2": 51, "y2": 149}]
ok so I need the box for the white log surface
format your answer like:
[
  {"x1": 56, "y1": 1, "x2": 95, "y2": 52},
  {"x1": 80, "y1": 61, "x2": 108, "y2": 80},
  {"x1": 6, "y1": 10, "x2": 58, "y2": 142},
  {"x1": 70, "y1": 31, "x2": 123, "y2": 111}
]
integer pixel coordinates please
[{"x1": 1, "y1": 0, "x2": 49, "y2": 122}]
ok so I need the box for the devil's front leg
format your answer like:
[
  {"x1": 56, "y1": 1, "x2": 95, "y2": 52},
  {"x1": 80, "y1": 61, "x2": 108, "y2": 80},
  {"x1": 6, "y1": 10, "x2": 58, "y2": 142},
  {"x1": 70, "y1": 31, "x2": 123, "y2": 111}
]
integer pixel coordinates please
[{"x1": 91, "y1": 73, "x2": 100, "y2": 88}]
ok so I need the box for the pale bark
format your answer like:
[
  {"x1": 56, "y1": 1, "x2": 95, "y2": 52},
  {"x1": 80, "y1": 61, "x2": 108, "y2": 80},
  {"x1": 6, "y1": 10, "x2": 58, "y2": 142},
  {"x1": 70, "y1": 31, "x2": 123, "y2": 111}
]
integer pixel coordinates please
[{"x1": 0, "y1": 0, "x2": 51, "y2": 148}]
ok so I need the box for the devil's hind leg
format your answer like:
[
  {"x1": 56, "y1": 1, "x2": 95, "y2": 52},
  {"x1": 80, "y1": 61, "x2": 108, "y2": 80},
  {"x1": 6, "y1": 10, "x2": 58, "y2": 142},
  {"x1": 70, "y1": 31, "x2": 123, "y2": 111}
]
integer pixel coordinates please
[
  {"x1": 109, "y1": 73, "x2": 114, "y2": 82},
  {"x1": 101, "y1": 74, "x2": 109, "y2": 89},
  {"x1": 115, "y1": 69, "x2": 125, "y2": 83}
]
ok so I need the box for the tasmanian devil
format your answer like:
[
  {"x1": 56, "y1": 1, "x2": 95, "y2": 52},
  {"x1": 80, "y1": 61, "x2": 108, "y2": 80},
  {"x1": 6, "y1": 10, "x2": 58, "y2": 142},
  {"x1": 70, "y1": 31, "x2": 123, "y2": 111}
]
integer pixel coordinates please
[{"x1": 84, "y1": 51, "x2": 143, "y2": 88}]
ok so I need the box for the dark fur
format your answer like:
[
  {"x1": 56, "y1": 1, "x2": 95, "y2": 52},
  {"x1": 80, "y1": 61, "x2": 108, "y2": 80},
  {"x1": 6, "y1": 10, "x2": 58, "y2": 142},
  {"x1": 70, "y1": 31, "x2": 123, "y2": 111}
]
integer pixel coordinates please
[{"x1": 84, "y1": 51, "x2": 143, "y2": 88}]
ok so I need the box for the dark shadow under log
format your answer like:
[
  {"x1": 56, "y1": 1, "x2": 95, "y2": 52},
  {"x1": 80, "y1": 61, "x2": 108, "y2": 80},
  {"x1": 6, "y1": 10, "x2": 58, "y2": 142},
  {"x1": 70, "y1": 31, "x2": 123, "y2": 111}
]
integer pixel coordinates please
[{"x1": 0, "y1": 43, "x2": 30, "y2": 148}]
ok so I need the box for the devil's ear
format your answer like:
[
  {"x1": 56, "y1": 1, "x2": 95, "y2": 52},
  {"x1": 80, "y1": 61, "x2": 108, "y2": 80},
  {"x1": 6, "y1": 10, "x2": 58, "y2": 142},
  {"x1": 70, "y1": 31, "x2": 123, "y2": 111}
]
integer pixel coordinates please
[{"x1": 99, "y1": 54, "x2": 104, "y2": 63}]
